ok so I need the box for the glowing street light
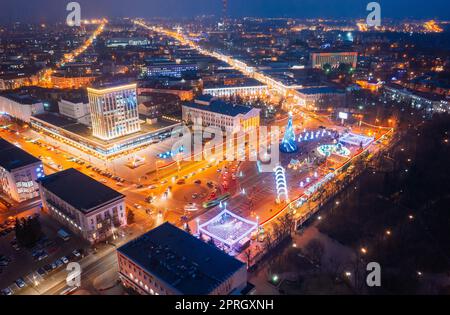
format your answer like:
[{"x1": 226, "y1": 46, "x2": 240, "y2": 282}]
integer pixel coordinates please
[{"x1": 361, "y1": 247, "x2": 367, "y2": 254}]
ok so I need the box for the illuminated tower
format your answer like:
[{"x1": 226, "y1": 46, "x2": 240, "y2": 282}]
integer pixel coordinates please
[
  {"x1": 87, "y1": 83, "x2": 141, "y2": 141},
  {"x1": 279, "y1": 112, "x2": 298, "y2": 153}
]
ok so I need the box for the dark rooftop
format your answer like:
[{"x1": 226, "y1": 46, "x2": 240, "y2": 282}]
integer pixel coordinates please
[
  {"x1": 118, "y1": 222, "x2": 246, "y2": 295},
  {"x1": 0, "y1": 138, "x2": 41, "y2": 172},
  {"x1": 0, "y1": 93, "x2": 41, "y2": 105},
  {"x1": 38, "y1": 168, "x2": 124, "y2": 213},
  {"x1": 184, "y1": 99, "x2": 256, "y2": 117}
]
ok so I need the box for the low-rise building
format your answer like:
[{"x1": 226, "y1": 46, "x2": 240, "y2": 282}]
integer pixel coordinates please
[
  {"x1": 203, "y1": 79, "x2": 268, "y2": 98},
  {"x1": 0, "y1": 72, "x2": 38, "y2": 91},
  {"x1": 117, "y1": 222, "x2": 249, "y2": 295},
  {"x1": 384, "y1": 83, "x2": 449, "y2": 114},
  {"x1": 0, "y1": 93, "x2": 45, "y2": 122},
  {"x1": 38, "y1": 168, "x2": 126, "y2": 243},
  {"x1": 0, "y1": 138, "x2": 43, "y2": 202},
  {"x1": 293, "y1": 87, "x2": 346, "y2": 110},
  {"x1": 310, "y1": 52, "x2": 358, "y2": 69},
  {"x1": 58, "y1": 96, "x2": 91, "y2": 126},
  {"x1": 182, "y1": 96, "x2": 260, "y2": 133}
]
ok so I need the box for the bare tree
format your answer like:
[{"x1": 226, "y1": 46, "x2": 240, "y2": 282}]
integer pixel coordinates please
[{"x1": 305, "y1": 239, "x2": 325, "y2": 269}]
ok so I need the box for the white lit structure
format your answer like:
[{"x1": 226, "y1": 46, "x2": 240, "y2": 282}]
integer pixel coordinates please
[
  {"x1": 198, "y1": 210, "x2": 258, "y2": 247},
  {"x1": 203, "y1": 84, "x2": 268, "y2": 98},
  {"x1": 87, "y1": 83, "x2": 141, "y2": 141},
  {"x1": 274, "y1": 165, "x2": 289, "y2": 203},
  {"x1": 0, "y1": 94, "x2": 45, "y2": 123},
  {"x1": 58, "y1": 98, "x2": 91, "y2": 126}
]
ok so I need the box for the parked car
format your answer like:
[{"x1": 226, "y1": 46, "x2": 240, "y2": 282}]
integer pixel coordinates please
[
  {"x1": 15, "y1": 278, "x2": 26, "y2": 288},
  {"x1": 72, "y1": 250, "x2": 81, "y2": 258},
  {"x1": 61, "y1": 256, "x2": 69, "y2": 264},
  {"x1": 1, "y1": 288, "x2": 13, "y2": 295},
  {"x1": 37, "y1": 268, "x2": 46, "y2": 277}
]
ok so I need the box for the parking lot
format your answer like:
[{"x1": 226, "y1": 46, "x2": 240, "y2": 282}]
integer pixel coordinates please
[{"x1": 0, "y1": 210, "x2": 89, "y2": 295}]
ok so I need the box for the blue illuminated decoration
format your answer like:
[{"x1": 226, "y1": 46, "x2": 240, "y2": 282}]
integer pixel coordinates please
[
  {"x1": 158, "y1": 145, "x2": 185, "y2": 159},
  {"x1": 280, "y1": 112, "x2": 298, "y2": 153}
]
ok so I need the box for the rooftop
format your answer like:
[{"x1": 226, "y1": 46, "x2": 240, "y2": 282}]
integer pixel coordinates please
[
  {"x1": 296, "y1": 86, "x2": 345, "y2": 95},
  {"x1": 183, "y1": 99, "x2": 256, "y2": 117},
  {"x1": 117, "y1": 222, "x2": 245, "y2": 295},
  {"x1": 0, "y1": 93, "x2": 41, "y2": 105},
  {"x1": 0, "y1": 138, "x2": 41, "y2": 172},
  {"x1": 38, "y1": 168, "x2": 124, "y2": 213}
]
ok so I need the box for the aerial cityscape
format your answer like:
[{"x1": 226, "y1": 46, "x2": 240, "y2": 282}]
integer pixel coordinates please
[{"x1": 1, "y1": 0, "x2": 450, "y2": 302}]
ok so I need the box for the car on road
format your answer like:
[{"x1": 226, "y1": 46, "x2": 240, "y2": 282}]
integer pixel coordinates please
[
  {"x1": 145, "y1": 196, "x2": 155, "y2": 204},
  {"x1": 194, "y1": 179, "x2": 201, "y2": 184},
  {"x1": 100, "y1": 178, "x2": 107, "y2": 183},
  {"x1": 133, "y1": 203, "x2": 142, "y2": 209},
  {"x1": 72, "y1": 250, "x2": 81, "y2": 258},
  {"x1": 184, "y1": 203, "x2": 198, "y2": 211},
  {"x1": 177, "y1": 179, "x2": 185, "y2": 185},
  {"x1": 191, "y1": 193, "x2": 198, "y2": 199},
  {"x1": 1, "y1": 287, "x2": 13, "y2": 295},
  {"x1": 148, "y1": 185, "x2": 157, "y2": 189},
  {"x1": 15, "y1": 278, "x2": 26, "y2": 288},
  {"x1": 61, "y1": 256, "x2": 69, "y2": 264}
]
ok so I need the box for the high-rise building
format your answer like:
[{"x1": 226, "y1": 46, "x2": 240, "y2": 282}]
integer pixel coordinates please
[{"x1": 87, "y1": 83, "x2": 141, "y2": 141}]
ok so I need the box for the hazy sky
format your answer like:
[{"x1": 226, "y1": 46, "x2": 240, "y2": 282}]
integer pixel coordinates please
[{"x1": 1, "y1": 0, "x2": 449, "y2": 23}]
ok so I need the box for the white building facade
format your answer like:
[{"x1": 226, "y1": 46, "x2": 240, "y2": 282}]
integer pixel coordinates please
[
  {"x1": 58, "y1": 98, "x2": 91, "y2": 126},
  {"x1": 0, "y1": 94, "x2": 45, "y2": 123}
]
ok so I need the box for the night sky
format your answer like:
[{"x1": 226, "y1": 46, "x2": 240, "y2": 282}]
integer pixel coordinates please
[{"x1": 1, "y1": 0, "x2": 450, "y2": 23}]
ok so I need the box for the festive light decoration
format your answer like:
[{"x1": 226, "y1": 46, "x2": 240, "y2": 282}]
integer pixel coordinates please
[
  {"x1": 280, "y1": 112, "x2": 298, "y2": 153},
  {"x1": 317, "y1": 143, "x2": 351, "y2": 157},
  {"x1": 274, "y1": 165, "x2": 289, "y2": 203}
]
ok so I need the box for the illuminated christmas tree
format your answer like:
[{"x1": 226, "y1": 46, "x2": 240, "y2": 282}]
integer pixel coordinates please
[{"x1": 280, "y1": 112, "x2": 298, "y2": 153}]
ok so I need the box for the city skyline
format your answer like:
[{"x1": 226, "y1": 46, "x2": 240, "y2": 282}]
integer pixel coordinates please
[
  {"x1": 1, "y1": 0, "x2": 450, "y2": 23},
  {"x1": 1, "y1": 0, "x2": 450, "y2": 301}
]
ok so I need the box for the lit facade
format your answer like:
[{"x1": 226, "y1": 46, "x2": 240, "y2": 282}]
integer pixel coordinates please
[
  {"x1": 0, "y1": 94, "x2": 45, "y2": 123},
  {"x1": 38, "y1": 168, "x2": 126, "y2": 243},
  {"x1": 88, "y1": 83, "x2": 141, "y2": 141},
  {"x1": 292, "y1": 87, "x2": 346, "y2": 110},
  {"x1": 310, "y1": 52, "x2": 358, "y2": 69},
  {"x1": 0, "y1": 138, "x2": 43, "y2": 202},
  {"x1": 203, "y1": 84, "x2": 268, "y2": 98},
  {"x1": 182, "y1": 98, "x2": 260, "y2": 133}
]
